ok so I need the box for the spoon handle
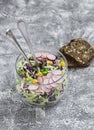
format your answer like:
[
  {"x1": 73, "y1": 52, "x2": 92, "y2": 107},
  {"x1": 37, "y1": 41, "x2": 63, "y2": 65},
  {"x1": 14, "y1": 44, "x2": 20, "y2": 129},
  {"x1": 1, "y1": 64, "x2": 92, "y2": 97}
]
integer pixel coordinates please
[
  {"x1": 6, "y1": 29, "x2": 31, "y2": 65},
  {"x1": 17, "y1": 20, "x2": 37, "y2": 62}
]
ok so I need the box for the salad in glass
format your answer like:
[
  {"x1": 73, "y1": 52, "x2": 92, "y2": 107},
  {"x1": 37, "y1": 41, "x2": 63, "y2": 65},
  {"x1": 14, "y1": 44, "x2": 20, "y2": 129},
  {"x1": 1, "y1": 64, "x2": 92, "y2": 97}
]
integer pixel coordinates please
[{"x1": 16, "y1": 50, "x2": 68, "y2": 107}]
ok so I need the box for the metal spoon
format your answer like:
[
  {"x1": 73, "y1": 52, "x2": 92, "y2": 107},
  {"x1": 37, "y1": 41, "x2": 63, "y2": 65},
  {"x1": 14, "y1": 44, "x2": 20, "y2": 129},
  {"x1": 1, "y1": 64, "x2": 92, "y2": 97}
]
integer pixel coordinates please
[
  {"x1": 6, "y1": 29, "x2": 31, "y2": 65},
  {"x1": 17, "y1": 20, "x2": 37, "y2": 62}
]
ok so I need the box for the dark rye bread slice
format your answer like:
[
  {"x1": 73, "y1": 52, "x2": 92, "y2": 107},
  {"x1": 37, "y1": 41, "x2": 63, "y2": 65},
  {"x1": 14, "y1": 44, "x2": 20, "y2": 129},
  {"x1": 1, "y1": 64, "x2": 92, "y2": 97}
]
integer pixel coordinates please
[
  {"x1": 61, "y1": 53, "x2": 80, "y2": 67},
  {"x1": 60, "y1": 38, "x2": 94, "y2": 67},
  {"x1": 60, "y1": 47, "x2": 81, "y2": 67}
]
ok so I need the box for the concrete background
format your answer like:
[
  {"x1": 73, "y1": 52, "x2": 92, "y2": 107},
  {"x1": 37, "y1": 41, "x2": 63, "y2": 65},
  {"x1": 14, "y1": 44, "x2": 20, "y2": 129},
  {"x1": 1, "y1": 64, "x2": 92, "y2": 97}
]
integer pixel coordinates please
[{"x1": 0, "y1": 0, "x2": 94, "y2": 130}]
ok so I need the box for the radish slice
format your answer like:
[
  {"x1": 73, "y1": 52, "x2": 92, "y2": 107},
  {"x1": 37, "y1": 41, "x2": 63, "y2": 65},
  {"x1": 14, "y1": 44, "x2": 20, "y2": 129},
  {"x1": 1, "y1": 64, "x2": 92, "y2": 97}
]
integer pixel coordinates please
[
  {"x1": 43, "y1": 79, "x2": 53, "y2": 89},
  {"x1": 52, "y1": 70, "x2": 62, "y2": 76},
  {"x1": 37, "y1": 57, "x2": 42, "y2": 61},
  {"x1": 53, "y1": 75, "x2": 62, "y2": 80},
  {"x1": 52, "y1": 76, "x2": 58, "y2": 82},
  {"x1": 45, "y1": 78, "x2": 54, "y2": 89},
  {"x1": 46, "y1": 85, "x2": 52, "y2": 89},
  {"x1": 42, "y1": 76, "x2": 49, "y2": 80},
  {"x1": 41, "y1": 85, "x2": 51, "y2": 92},
  {"x1": 43, "y1": 79, "x2": 49, "y2": 84},
  {"x1": 35, "y1": 86, "x2": 44, "y2": 93},
  {"x1": 47, "y1": 72, "x2": 52, "y2": 78},
  {"x1": 47, "y1": 53, "x2": 56, "y2": 61},
  {"x1": 38, "y1": 76, "x2": 49, "y2": 84},
  {"x1": 35, "y1": 52, "x2": 42, "y2": 58},
  {"x1": 55, "y1": 79, "x2": 62, "y2": 84},
  {"x1": 49, "y1": 78, "x2": 54, "y2": 84},
  {"x1": 43, "y1": 78, "x2": 53, "y2": 89},
  {"x1": 52, "y1": 75, "x2": 62, "y2": 84},
  {"x1": 37, "y1": 77, "x2": 44, "y2": 84},
  {"x1": 28, "y1": 85, "x2": 39, "y2": 90},
  {"x1": 50, "y1": 83, "x2": 57, "y2": 88},
  {"x1": 41, "y1": 52, "x2": 48, "y2": 58},
  {"x1": 51, "y1": 84, "x2": 57, "y2": 88},
  {"x1": 48, "y1": 78, "x2": 58, "y2": 88}
]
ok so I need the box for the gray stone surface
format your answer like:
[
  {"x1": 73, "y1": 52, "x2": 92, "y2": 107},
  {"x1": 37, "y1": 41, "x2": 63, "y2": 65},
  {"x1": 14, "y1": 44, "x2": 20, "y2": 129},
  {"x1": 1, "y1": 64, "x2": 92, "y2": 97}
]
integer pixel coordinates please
[{"x1": 0, "y1": 0, "x2": 94, "y2": 130}]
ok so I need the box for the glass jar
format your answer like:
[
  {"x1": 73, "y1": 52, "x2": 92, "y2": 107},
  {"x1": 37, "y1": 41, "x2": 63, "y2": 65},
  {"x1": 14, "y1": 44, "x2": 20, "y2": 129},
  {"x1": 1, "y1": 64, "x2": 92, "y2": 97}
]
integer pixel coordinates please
[{"x1": 15, "y1": 49, "x2": 68, "y2": 107}]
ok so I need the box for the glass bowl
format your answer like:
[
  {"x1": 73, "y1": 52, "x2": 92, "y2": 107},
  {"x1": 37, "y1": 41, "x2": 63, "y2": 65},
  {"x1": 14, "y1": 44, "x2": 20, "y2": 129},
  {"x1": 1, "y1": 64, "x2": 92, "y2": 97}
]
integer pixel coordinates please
[{"x1": 15, "y1": 49, "x2": 68, "y2": 107}]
